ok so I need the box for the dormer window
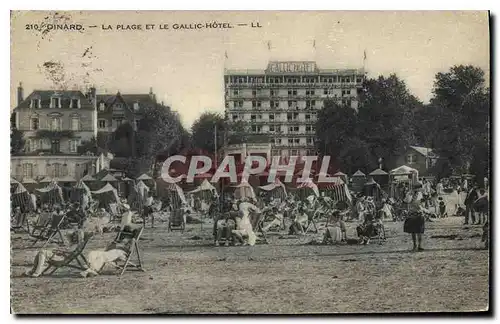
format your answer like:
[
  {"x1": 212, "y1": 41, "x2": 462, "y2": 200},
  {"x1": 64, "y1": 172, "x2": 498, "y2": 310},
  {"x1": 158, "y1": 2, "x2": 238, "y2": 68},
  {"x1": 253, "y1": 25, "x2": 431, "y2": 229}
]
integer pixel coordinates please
[
  {"x1": 99, "y1": 102, "x2": 105, "y2": 111},
  {"x1": 51, "y1": 97, "x2": 61, "y2": 108},
  {"x1": 71, "y1": 98, "x2": 80, "y2": 109},
  {"x1": 30, "y1": 98, "x2": 41, "y2": 109},
  {"x1": 133, "y1": 102, "x2": 140, "y2": 111}
]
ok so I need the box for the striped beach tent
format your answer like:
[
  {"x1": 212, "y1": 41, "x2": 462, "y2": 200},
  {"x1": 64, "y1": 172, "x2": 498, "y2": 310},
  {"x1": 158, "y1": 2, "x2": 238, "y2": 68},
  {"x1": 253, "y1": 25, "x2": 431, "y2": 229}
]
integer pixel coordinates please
[
  {"x1": 12, "y1": 183, "x2": 35, "y2": 212},
  {"x1": 323, "y1": 182, "x2": 353, "y2": 205}
]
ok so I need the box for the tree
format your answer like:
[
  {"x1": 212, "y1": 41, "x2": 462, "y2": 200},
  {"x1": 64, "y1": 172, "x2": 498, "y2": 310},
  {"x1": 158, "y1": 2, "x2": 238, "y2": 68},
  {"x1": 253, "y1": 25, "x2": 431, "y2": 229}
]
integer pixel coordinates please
[
  {"x1": 357, "y1": 74, "x2": 422, "y2": 170},
  {"x1": 11, "y1": 128, "x2": 24, "y2": 155},
  {"x1": 106, "y1": 103, "x2": 189, "y2": 177},
  {"x1": 428, "y1": 65, "x2": 490, "y2": 175},
  {"x1": 191, "y1": 112, "x2": 225, "y2": 154}
]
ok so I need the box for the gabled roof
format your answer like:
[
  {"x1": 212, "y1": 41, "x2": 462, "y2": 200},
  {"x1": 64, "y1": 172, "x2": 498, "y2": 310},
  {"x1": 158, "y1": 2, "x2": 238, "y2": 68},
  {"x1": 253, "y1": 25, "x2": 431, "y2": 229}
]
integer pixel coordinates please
[
  {"x1": 96, "y1": 92, "x2": 157, "y2": 115},
  {"x1": 15, "y1": 90, "x2": 94, "y2": 110},
  {"x1": 409, "y1": 146, "x2": 436, "y2": 157}
]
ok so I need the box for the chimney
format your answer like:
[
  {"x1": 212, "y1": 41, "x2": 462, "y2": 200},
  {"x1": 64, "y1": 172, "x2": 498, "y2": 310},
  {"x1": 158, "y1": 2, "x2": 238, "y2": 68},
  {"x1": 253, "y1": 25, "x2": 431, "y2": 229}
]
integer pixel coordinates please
[
  {"x1": 149, "y1": 87, "x2": 156, "y2": 102},
  {"x1": 17, "y1": 82, "x2": 24, "y2": 106}
]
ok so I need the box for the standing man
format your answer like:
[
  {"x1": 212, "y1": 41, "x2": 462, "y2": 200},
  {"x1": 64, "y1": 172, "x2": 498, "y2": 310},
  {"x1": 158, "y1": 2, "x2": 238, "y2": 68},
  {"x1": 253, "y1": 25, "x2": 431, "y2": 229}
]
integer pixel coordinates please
[{"x1": 464, "y1": 186, "x2": 479, "y2": 225}]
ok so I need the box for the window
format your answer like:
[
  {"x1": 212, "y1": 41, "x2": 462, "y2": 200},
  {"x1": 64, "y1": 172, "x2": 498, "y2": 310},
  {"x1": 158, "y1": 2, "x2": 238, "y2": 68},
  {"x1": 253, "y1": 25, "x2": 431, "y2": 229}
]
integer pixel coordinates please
[
  {"x1": 98, "y1": 119, "x2": 107, "y2": 129},
  {"x1": 69, "y1": 139, "x2": 80, "y2": 153},
  {"x1": 270, "y1": 90, "x2": 276, "y2": 96},
  {"x1": 269, "y1": 114, "x2": 275, "y2": 121},
  {"x1": 233, "y1": 89, "x2": 239, "y2": 96},
  {"x1": 135, "y1": 119, "x2": 140, "y2": 129},
  {"x1": 288, "y1": 89, "x2": 297, "y2": 96},
  {"x1": 307, "y1": 138, "x2": 313, "y2": 144},
  {"x1": 232, "y1": 114, "x2": 238, "y2": 120},
  {"x1": 50, "y1": 117, "x2": 61, "y2": 131},
  {"x1": 252, "y1": 90, "x2": 257, "y2": 97},
  {"x1": 52, "y1": 163, "x2": 62, "y2": 177},
  {"x1": 115, "y1": 119, "x2": 124, "y2": 127},
  {"x1": 115, "y1": 103, "x2": 122, "y2": 109},
  {"x1": 22, "y1": 163, "x2": 34, "y2": 179},
  {"x1": 133, "y1": 102, "x2": 140, "y2": 111},
  {"x1": 233, "y1": 101, "x2": 238, "y2": 108},
  {"x1": 251, "y1": 114, "x2": 256, "y2": 121},
  {"x1": 50, "y1": 139, "x2": 60, "y2": 153},
  {"x1": 288, "y1": 138, "x2": 293, "y2": 144},
  {"x1": 51, "y1": 97, "x2": 61, "y2": 108},
  {"x1": 272, "y1": 150, "x2": 280, "y2": 156},
  {"x1": 294, "y1": 138, "x2": 300, "y2": 144},
  {"x1": 99, "y1": 102, "x2": 106, "y2": 111},
  {"x1": 239, "y1": 101, "x2": 243, "y2": 108},
  {"x1": 269, "y1": 125, "x2": 275, "y2": 132},
  {"x1": 306, "y1": 114, "x2": 311, "y2": 121},
  {"x1": 31, "y1": 99, "x2": 40, "y2": 109},
  {"x1": 257, "y1": 114, "x2": 262, "y2": 120},
  {"x1": 71, "y1": 98, "x2": 80, "y2": 109},
  {"x1": 276, "y1": 139, "x2": 282, "y2": 145},
  {"x1": 30, "y1": 117, "x2": 39, "y2": 130},
  {"x1": 270, "y1": 100, "x2": 279, "y2": 109},
  {"x1": 306, "y1": 125, "x2": 312, "y2": 132},
  {"x1": 406, "y1": 153, "x2": 417, "y2": 165},
  {"x1": 291, "y1": 150, "x2": 298, "y2": 156},
  {"x1": 71, "y1": 116, "x2": 80, "y2": 131},
  {"x1": 287, "y1": 113, "x2": 292, "y2": 121}
]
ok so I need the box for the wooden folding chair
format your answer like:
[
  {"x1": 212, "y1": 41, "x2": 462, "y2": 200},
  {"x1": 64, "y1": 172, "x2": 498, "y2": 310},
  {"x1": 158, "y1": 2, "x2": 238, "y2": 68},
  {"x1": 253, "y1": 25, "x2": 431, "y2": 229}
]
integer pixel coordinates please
[
  {"x1": 31, "y1": 214, "x2": 67, "y2": 248},
  {"x1": 113, "y1": 225, "x2": 145, "y2": 276},
  {"x1": 42, "y1": 232, "x2": 94, "y2": 276},
  {"x1": 11, "y1": 211, "x2": 31, "y2": 234},
  {"x1": 29, "y1": 212, "x2": 52, "y2": 238},
  {"x1": 168, "y1": 209, "x2": 185, "y2": 232},
  {"x1": 304, "y1": 209, "x2": 321, "y2": 234},
  {"x1": 251, "y1": 212, "x2": 268, "y2": 244}
]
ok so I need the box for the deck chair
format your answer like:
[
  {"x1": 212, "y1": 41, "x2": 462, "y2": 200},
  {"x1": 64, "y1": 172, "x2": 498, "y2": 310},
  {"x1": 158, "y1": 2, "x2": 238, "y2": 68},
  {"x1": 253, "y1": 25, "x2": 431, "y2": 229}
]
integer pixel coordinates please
[
  {"x1": 31, "y1": 214, "x2": 67, "y2": 248},
  {"x1": 168, "y1": 209, "x2": 186, "y2": 232},
  {"x1": 42, "y1": 232, "x2": 94, "y2": 276},
  {"x1": 29, "y1": 212, "x2": 52, "y2": 238},
  {"x1": 11, "y1": 211, "x2": 31, "y2": 234},
  {"x1": 251, "y1": 212, "x2": 268, "y2": 244},
  {"x1": 304, "y1": 209, "x2": 321, "y2": 234},
  {"x1": 113, "y1": 225, "x2": 145, "y2": 276}
]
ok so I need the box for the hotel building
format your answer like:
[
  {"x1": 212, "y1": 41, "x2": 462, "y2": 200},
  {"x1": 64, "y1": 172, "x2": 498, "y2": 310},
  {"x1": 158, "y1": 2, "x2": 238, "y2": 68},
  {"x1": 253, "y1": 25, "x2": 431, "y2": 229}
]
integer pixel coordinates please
[{"x1": 224, "y1": 61, "x2": 364, "y2": 160}]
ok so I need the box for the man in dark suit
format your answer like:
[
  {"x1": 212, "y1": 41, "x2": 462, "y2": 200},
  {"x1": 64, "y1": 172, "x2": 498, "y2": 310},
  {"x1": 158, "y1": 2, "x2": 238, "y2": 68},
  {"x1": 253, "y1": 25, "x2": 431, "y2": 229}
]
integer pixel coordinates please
[{"x1": 464, "y1": 186, "x2": 479, "y2": 225}]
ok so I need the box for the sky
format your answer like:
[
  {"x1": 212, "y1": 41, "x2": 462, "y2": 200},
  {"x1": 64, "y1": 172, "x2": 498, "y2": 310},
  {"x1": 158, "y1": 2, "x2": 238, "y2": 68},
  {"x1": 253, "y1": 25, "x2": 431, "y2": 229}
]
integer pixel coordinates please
[{"x1": 10, "y1": 11, "x2": 490, "y2": 128}]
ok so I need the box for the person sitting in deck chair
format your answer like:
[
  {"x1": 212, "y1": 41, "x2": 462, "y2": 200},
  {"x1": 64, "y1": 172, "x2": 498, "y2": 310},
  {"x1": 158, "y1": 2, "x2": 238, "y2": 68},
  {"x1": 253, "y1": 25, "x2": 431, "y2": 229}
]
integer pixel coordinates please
[
  {"x1": 288, "y1": 202, "x2": 309, "y2": 235},
  {"x1": 261, "y1": 205, "x2": 284, "y2": 233},
  {"x1": 231, "y1": 198, "x2": 260, "y2": 246},
  {"x1": 356, "y1": 212, "x2": 384, "y2": 245},
  {"x1": 322, "y1": 210, "x2": 345, "y2": 244},
  {"x1": 25, "y1": 228, "x2": 86, "y2": 277},
  {"x1": 213, "y1": 202, "x2": 238, "y2": 247}
]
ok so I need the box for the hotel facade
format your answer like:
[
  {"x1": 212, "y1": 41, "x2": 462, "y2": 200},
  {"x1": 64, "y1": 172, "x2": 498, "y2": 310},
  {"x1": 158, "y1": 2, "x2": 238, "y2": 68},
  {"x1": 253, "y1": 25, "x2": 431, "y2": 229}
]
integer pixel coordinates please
[{"x1": 224, "y1": 61, "x2": 365, "y2": 160}]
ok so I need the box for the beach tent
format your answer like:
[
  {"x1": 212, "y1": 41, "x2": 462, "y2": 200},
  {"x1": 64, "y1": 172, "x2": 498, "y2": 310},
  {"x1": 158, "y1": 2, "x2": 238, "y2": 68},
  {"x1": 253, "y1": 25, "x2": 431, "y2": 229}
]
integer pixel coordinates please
[
  {"x1": 296, "y1": 179, "x2": 320, "y2": 198},
  {"x1": 351, "y1": 170, "x2": 367, "y2": 192},
  {"x1": 92, "y1": 183, "x2": 120, "y2": 207},
  {"x1": 233, "y1": 180, "x2": 256, "y2": 200},
  {"x1": 71, "y1": 179, "x2": 92, "y2": 203},
  {"x1": 12, "y1": 183, "x2": 36, "y2": 212},
  {"x1": 389, "y1": 165, "x2": 419, "y2": 198},
  {"x1": 36, "y1": 180, "x2": 65, "y2": 206},
  {"x1": 258, "y1": 178, "x2": 288, "y2": 202},
  {"x1": 322, "y1": 182, "x2": 353, "y2": 205}
]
